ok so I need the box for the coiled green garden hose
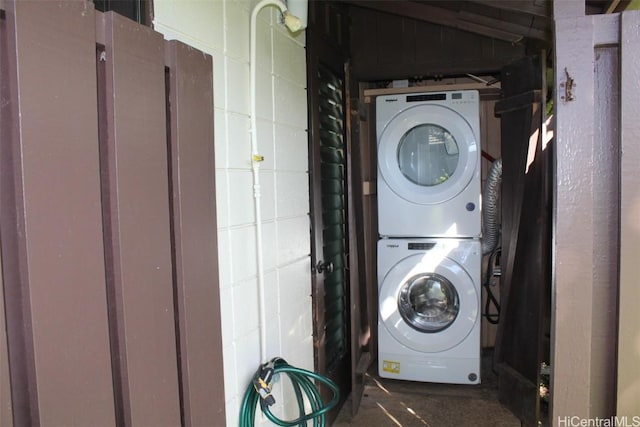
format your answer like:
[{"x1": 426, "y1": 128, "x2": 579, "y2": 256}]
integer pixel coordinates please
[{"x1": 239, "y1": 357, "x2": 340, "y2": 427}]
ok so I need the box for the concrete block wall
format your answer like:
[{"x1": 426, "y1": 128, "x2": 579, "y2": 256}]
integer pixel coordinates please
[{"x1": 153, "y1": 1, "x2": 312, "y2": 425}]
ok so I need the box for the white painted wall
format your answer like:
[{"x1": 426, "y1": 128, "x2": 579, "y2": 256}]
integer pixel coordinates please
[{"x1": 153, "y1": 1, "x2": 312, "y2": 425}]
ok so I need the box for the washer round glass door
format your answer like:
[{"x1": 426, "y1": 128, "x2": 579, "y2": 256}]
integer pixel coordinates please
[
  {"x1": 378, "y1": 104, "x2": 478, "y2": 205},
  {"x1": 398, "y1": 273, "x2": 459, "y2": 333},
  {"x1": 379, "y1": 253, "x2": 478, "y2": 353}
]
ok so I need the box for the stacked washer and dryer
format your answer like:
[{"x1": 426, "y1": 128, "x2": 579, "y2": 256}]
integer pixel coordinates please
[{"x1": 376, "y1": 90, "x2": 482, "y2": 384}]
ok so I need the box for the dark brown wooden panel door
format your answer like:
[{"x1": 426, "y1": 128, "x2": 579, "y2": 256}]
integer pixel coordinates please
[
  {"x1": 308, "y1": 58, "x2": 350, "y2": 419},
  {"x1": 494, "y1": 54, "x2": 552, "y2": 427},
  {"x1": 307, "y1": 1, "x2": 354, "y2": 422}
]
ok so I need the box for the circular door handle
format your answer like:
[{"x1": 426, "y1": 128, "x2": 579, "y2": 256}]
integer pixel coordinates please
[{"x1": 316, "y1": 260, "x2": 334, "y2": 274}]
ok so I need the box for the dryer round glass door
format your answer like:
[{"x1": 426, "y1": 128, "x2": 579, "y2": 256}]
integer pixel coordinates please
[
  {"x1": 379, "y1": 253, "x2": 478, "y2": 353},
  {"x1": 398, "y1": 124, "x2": 459, "y2": 187},
  {"x1": 378, "y1": 104, "x2": 478, "y2": 204}
]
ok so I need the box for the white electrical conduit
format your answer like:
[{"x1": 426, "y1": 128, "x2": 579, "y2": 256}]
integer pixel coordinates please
[{"x1": 250, "y1": 0, "x2": 303, "y2": 362}]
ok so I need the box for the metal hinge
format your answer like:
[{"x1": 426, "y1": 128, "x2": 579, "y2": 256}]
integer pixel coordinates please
[{"x1": 350, "y1": 99, "x2": 368, "y2": 122}]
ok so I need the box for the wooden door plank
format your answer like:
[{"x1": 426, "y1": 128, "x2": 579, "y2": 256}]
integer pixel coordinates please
[
  {"x1": 307, "y1": 22, "x2": 328, "y2": 380},
  {"x1": 0, "y1": 1, "x2": 42, "y2": 422},
  {"x1": 0, "y1": 2, "x2": 116, "y2": 425},
  {"x1": 0, "y1": 228, "x2": 13, "y2": 427},
  {"x1": 0, "y1": 3, "x2": 14, "y2": 425},
  {"x1": 590, "y1": 45, "x2": 619, "y2": 418},
  {"x1": 345, "y1": 62, "x2": 365, "y2": 417},
  {"x1": 99, "y1": 12, "x2": 181, "y2": 426},
  {"x1": 617, "y1": 10, "x2": 640, "y2": 416},
  {"x1": 164, "y1": 40, "x2": 226, "y2": 426},
  {"x1": 494, "y1": 55, "x2": 546, "y2": 425}
]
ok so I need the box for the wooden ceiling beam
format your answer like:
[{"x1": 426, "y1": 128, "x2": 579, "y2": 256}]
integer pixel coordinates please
[
  {"x1": 604, "y1": 0, "x2": 631, "y2": 13},
  {"x1": 344, "y1": 0, "x2": 526, "y2": 43},
  {"x1": 458, "y1": 10, "x2": 549, "y2": 41},
  {"x1": 466, "y1": 0, "x2": 551, "y2": 18}
]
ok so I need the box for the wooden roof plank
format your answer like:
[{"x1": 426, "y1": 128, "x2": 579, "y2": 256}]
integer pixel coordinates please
[
  {"x1": 345, "y1": 0, "x2": 525, "y2": 42},
  {"x1": 466, "y1": 0, "x2": 551, "y2": 18},
  {"x1": 459, "y1": 10, "x2": 549, "y2": 40}
]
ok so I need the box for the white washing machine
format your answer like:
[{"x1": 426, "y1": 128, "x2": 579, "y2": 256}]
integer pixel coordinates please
[
  {"x1": 376, "y1": 91, "x2": 481, "y2": 238},
  {"x1": 377, "y1": 238, "x2": 481, "y2": 384}
]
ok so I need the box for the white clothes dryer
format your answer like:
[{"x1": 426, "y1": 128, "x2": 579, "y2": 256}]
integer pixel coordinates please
[
  {"x1": 377, "y1": 237, "x2": 481, "y2": 384},
  {"x1": 376, "y1": 91, "x2": 481, "y2": 238}
]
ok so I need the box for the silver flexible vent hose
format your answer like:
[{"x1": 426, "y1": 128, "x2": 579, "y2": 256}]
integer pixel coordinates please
[{"x1": 482, "y1": 158, "x2": 502, "y2": 255}]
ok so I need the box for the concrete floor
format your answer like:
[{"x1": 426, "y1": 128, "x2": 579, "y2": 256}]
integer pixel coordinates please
[{"x1": 333, "y1": 351, "x2": 522, "y2": 427}]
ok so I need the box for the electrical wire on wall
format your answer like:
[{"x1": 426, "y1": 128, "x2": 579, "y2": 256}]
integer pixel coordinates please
[{"x1": 483, "y1": 247, "x2": 501, "y2": 325}]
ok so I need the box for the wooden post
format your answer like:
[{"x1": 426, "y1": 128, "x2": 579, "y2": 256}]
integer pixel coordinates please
[
  {"x1": 617, "y1": 10, "x2": 640, "y2": 416},
  {"x1": 552, "y1": 1, "x2": 625, "y2": 421}
]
